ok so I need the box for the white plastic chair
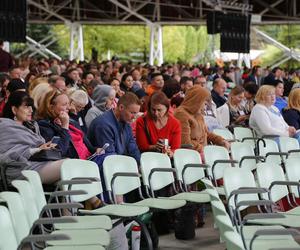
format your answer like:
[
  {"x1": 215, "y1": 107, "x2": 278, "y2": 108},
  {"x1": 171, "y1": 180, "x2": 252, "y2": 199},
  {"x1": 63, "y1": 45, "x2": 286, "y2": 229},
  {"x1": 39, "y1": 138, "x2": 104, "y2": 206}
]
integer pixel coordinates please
[
  {"x1": 234, "y1": 127, "x2": 257, "y2": 148},
  {"x1": 173, "y1": 149, "x2": 208, "y2": 190},
  {"x1": 7, "y1": 182, "x2": 111, "y2": 247},
  {"x1": 258, "y1": 139, "x2": 287, "y2": 166},
  {"x1": 102, "y1": 154, "x2": 186, "y2": 210},
  {"x1": 140, "y1": 152, "x2": 210, "y2": 203},
  {"x1": 22, "y1": 170, "x2": 112, "y2": 230},
  {"x1": 279, "y1": 137, "x2": 300, "y2": 158},
  {"x1": 256, "y1": 162, "x2": 300, "y2": 216},
  {"x1": 213, "y1": 128, "x2": 235, "y2": 141},
  {"x1": 231, "y1": 142, "x2": 264, "y2": 172},
  {"x1": 285, "y1": 158, "x2": 300, "y2": 199},
  {"x1": 204, "y1": 145, "x2": 237, "y2": 195}
]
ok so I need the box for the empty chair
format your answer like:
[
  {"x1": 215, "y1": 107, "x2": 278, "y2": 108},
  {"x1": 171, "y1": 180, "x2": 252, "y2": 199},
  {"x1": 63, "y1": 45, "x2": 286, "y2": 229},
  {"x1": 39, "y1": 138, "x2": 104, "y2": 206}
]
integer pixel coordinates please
[
  {"x1": 204, "y1": 145, "x2": 236, "y2": 195},
  {"x1": 213, "y1": 128, "x2": 235, "y2": 141},
  {"x1": 22, "y1": 170, "x2": 112, "y2": 230},
  {"x1": 258, "y1": 139, "x2": 286, "y2": 166},
  {"x1": 285, "y1": 158, "x2": 300, "y2": 199},
  {"x1": 231, "y1": 142, "x2": 264, "y2": 172},
  {"x1": 279, "y1": 137, "x2": 300, "y2": 158},
  {"x1": 234, "y1": 127, "x2": 257, "y2": 148},
  {"x1": 256, "y1": 162, "x2": 300, "y2": 215},
  {"x1": 140, "y1": 152, "x2": 210, "y2": 203},
  {"x1": 7, "y1": 182, "x2": 111, "y2": 247},
  {"x1": 173, "y1": 148, "x2": 209, "y2": 191},
  {"x1": 102, "y1": 154, "x2": 186, "y2": 210}
]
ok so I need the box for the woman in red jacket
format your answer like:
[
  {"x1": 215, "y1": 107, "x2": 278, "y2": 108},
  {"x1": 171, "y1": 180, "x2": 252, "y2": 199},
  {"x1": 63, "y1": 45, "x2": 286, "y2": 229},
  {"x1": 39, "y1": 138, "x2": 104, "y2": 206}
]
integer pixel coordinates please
[{"x1": 136, "y1": 91, "x2": 181, "y2": 158}]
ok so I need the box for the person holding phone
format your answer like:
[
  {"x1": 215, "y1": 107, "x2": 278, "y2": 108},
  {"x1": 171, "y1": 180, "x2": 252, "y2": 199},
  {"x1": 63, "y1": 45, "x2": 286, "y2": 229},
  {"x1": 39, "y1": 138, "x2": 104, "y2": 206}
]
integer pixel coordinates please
[
  {"x1": 0, "y1": 91, "x2": 65, "y2": 184},
  {"x1": 37, "y1": 89, "x2": 103, "y2": 159},
  {"x1": 136, "y1": 91, "x2": 181, "y2": 158}
]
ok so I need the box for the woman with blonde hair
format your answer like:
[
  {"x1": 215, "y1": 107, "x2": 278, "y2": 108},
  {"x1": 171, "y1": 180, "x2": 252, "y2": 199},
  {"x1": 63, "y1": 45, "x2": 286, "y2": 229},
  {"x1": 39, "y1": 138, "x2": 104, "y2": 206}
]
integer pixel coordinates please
[
  {"x1": 30, "y1": 83, "x2": 52, "y2": 109},
  {"x1": 249, "y1": 85, "x2": 296, "y2": 137},
  {"x1": 283, "y1": 88, "x2": 300, "y2": 130},
  {"x1": 216, "y1": 86, "x2": 248, "y2": 127},
  {"x1": 28, "y1": 77, "x2": 48, "y2": 95},
  {"x1": 37, "y1": 89, "x2": 102, "y2": 159}
]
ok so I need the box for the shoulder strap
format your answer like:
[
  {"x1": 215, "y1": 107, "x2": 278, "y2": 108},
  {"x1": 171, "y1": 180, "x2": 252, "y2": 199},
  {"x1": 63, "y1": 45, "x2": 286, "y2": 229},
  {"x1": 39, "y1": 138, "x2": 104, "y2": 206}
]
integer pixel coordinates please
[{"x1": 143, "y1": 115, "x2": 153, "y2": 145}]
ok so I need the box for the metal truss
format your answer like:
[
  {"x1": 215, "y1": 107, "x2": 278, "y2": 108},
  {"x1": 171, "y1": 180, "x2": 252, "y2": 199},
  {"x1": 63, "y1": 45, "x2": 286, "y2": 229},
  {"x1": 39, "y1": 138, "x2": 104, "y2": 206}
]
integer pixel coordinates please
[
  {"x1": 23, "y1": 0, "x2": 300, "y2": 64},
  {"x1": 16, "y1": 36, "x2": 62, "y2": 60},
  {"x1": 253, "y1": 27, "x2": 300, "y2": 67}
]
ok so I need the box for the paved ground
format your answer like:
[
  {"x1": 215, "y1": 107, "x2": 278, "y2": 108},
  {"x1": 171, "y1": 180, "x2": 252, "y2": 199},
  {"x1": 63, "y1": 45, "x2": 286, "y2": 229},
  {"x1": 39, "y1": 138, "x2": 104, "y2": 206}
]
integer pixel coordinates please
[{"x1": 158, "y1": 211, "x2": 224, "y2": 250}]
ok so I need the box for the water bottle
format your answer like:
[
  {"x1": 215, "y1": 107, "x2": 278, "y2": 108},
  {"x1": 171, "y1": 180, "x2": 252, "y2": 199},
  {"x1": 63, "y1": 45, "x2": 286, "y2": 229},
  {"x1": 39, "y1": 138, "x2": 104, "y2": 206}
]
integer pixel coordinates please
[{"x1": 131, "y1": 224, "x2": 141, "y2": 250}]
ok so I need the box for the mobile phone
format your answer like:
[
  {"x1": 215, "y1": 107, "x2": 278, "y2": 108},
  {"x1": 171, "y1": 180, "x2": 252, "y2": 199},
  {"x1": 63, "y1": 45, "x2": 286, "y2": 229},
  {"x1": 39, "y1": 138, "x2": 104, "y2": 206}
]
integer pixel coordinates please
[
  {"x1": 51, "y1": 136, "x2": 60, "y2": 144},
  {"x1": 87, "y1": 143, "x2": 110, "y2": 161}
]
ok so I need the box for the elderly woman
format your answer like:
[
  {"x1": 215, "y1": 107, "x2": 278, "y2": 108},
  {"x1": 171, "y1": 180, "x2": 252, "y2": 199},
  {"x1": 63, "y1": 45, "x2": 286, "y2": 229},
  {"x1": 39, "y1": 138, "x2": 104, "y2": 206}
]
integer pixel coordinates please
[
  {"x1": 85, "y1": 85, "x2": 116, "y2": 128},
  {"x1": 0, "y1": 91, "x2": 64, "y2": 184},
  {"x1": 249, "y1": 85, "x2": 295, "y2": 137},
  {"x1": 136, "y1": 91, "x2": 181, "y2": 158},
  {"x1": 283, "y1": 88, "x2": 300, "y2": 130},
  {"x1": 174, "y1": 86, "x2": 230, "y2": 155},
  {"x1": 37, "y1": 89, "x2": 101, "y2": 159},
  {"x1": 68, "y1": 88, "x2": 89, "y2": 132}
]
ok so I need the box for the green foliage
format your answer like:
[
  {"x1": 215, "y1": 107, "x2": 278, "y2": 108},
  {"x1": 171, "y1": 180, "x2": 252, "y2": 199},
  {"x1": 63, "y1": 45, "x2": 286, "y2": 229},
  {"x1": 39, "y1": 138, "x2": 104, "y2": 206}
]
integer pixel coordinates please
[{"x1": 163, "y1": 26, "x2": 186, "y2": 63}]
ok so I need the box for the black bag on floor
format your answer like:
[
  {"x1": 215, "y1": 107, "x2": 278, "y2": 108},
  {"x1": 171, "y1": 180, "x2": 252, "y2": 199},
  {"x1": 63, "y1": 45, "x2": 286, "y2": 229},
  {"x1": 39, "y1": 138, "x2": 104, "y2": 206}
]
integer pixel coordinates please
[{"x1": 174, "y1": 205, "x2": 197, "y2": 240}]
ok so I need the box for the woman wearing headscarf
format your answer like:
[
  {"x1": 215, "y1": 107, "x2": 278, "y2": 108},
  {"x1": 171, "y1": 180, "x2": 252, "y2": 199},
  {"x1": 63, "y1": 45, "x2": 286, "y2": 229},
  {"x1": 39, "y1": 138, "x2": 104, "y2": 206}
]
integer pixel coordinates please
[
  {"x1": 85, "y1": 85, "x2": 116, "y2": 128},
  {"x1": 174, "y1": 86, "x2": 230, "y2": 156}
]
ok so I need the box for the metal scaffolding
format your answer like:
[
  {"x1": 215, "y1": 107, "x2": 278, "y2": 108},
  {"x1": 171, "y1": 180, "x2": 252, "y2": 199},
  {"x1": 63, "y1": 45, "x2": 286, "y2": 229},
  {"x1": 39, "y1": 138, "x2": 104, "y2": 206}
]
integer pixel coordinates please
[{"x1": 18, "y1": 0, "x2": 300, "y2": 65}]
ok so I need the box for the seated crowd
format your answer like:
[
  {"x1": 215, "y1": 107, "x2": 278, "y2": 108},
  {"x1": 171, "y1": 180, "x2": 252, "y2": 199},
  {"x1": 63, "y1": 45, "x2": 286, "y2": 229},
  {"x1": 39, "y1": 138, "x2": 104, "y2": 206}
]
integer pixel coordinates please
[
  {"x1": 1, "y1": 57, "x2": 300, "y2": 248},
  {"x1": 0, "y1": 59, "x2": 300, "y2": 183}
]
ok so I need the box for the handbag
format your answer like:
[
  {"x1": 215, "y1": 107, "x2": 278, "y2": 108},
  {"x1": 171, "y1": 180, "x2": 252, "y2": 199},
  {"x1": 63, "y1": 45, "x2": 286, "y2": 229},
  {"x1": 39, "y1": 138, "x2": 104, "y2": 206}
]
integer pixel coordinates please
[{"x1": 29, "y1": 149, "x2": 62, "y2": 162}]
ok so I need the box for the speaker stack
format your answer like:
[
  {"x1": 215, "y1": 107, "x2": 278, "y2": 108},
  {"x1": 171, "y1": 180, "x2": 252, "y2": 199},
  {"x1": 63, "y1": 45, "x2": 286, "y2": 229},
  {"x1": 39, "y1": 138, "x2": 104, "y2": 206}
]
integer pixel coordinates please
[
  {"x1": 0, "y1": 0, "x2": 27, "y2": 42},
  {"x1": 207, "y1": 11, "x2": 251, "y2": 53}
]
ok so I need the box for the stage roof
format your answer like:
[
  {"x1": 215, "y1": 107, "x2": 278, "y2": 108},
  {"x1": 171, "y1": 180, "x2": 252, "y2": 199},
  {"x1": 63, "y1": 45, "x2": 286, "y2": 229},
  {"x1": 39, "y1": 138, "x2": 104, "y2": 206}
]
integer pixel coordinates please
[{"x1": 27, "y1": 0, "x2": 300, "y2": 25}]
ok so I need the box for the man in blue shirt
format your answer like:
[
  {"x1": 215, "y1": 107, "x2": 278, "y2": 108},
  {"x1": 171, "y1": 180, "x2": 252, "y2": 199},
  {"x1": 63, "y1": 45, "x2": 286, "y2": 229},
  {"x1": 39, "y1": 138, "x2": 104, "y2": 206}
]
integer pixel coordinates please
[{"x1": 88, "y1": 92, "x2": 141, "y2": 163}]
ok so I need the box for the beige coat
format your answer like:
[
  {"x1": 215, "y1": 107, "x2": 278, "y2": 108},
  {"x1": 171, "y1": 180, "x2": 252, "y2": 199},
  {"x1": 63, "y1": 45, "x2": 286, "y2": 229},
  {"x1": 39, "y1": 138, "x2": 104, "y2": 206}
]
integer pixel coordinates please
[{"x1": 174, "y1": 86, "x2": 225, "y2": 152}]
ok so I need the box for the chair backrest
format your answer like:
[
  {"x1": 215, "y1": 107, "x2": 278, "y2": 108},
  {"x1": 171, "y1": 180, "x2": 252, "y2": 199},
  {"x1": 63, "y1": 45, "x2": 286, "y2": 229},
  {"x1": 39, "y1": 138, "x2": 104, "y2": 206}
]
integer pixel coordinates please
[
  {"x1": 223, "y1": 167, "x2": 258, "y2": 209},
  {"x1": 204, "y1": 145, "x2": 232, "y2": 180},
  {"x1": 285, "y1": 158, "x2": 300, "y2": 198},
  {"x1": 233, "y1": 127, "x2": 255, "y2": 148},
  {"x1": 224, "y1": 231, "x2": 245, "y2": 250},
  {"x1": 22, "y1": 170, "x2": 47, "y2": 213},
  {"x1": 0, "y1": 205, "x2": 19, "y2": 250},
  {"x1": 279, "y1": 137, "x2": 300, "y2": 158},
  {"x1": 61, "y1": 159, "x2": 103, "y2": 202},
  {"x1": 213, "y1": 128, "x2": 235, "y2": 141},
  {"x1": 103, "y1": 155, "x2": 141, "y2": 196},
  {"x1": 0, "y1": 191, "x2": 31, "y2": 244},
  {"x1": 259, "y1": 139, "x2": 282, "y2": 165},
  {"x1": 173, "y1": 149, "x2": 205, "y2": 185},
  {"x1": 140, "y1": 152, "x2": 174, "y2": 191},
  {"x1": 11, "y1": 180, "x2": 40, "y2": 227},
  {"x1": 256, "y1": 162, "x2": 288, "y2": 202},
  {"x1": 231, "y1": 142, "x2": 257, "y2": 171}
]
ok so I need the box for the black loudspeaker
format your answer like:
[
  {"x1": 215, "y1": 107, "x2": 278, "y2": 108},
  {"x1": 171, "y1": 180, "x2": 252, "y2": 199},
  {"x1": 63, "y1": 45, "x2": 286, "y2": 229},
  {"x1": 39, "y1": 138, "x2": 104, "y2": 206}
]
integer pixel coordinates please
[
  {"x1": 220, "y1": 13, "x2": 251, "y2": 53},
  {"x1": 206, "y1": 11, "x2": 222, "y2": 34},
  {"x1": 0, "y1": 0, "x2": 27, "y2": 42}
]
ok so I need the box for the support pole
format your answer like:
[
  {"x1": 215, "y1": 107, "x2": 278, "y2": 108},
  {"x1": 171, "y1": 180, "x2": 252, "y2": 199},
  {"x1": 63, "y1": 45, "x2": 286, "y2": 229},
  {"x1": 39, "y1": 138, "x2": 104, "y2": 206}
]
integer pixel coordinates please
[
  {"x1": 149, "y1": 23, "x2": 163, "y2": 66},
  {"x1": 69, "y1": 22, "x2": 84, "y2": 61}
]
